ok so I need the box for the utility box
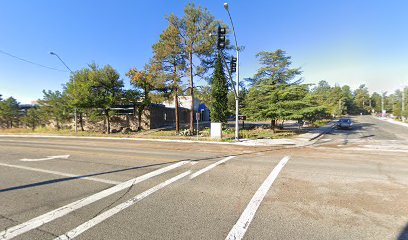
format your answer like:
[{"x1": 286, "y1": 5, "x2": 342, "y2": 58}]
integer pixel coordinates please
[{"x1": 211, "y1": 122, "x2": 222, "y2": 139}]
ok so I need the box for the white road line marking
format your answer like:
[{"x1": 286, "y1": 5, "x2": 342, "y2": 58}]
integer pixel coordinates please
[
  {"x1": 54, "y1": 170, "x2": 191, "y2": 240},
  {"x1": 20, "y1": 155, "x2": 70, "y2": 162},
  {"x1": 225, "y1": 156, "x2": 290, "y2": 240},
  {"x1": 0, "y1": 163, "x2": 120, "y2": 185},
  {"x1": 0, "y1": 161, "x2": 188, "y2": 240},
  {"x1": 190, "y1": 156, "x2": 235, "y2": 179}
]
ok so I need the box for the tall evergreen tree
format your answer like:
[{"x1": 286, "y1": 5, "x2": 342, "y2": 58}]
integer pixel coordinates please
[
  {"x1": 167, "y1": 4, "x2": 219, "y2": 133},
  {"x1": 152, "y1": 23, "x2": 185, "y2": 133},
  {"x1": 0, "y1": 97, "x2": 20, "y2": 128},
  {"x1": 353, "y1": 84, "x2": 370, "y2": 114},
  {"x1": 38, "y1": 90, "x2": 71, "y2": 130},
  {"x1": 210, "y1": 54, "x2": 229, "y2": 123},
  {"x1": 244, "y1": 49, "x2": 302, "y2": 130},
  {"x1": 21, "y1": 108, "x2": 43, "y2": 131}
]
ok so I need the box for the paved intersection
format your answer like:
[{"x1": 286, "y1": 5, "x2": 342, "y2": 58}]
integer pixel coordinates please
[{"x1": 0, "y1": 115, "x2": 407, "y2": 239}]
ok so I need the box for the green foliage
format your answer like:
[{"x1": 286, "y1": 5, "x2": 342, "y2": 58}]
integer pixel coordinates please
[
  {"x1": 210, "y1": 54, "x2": 229, "y2": 123},
  {"x1": 244, "y1": 50, "x2": 312, "y2": 127},
  {"x1": 249, "y1": 50, "x2": 302, "y2": 86},
  {"x1": 371, "y1": 92, "x2": 382, "y2": 113},
  {"x1": 310, "y1": 81, "x2": 355, "y2": 116},
  {"x1": 195, "y1": 85, "x2": 212, "y2": 109},
  {"x1": 167, "y1": 3, "x2": 221, "y2": 131},
  {"x1": 89, "y1": 64, "x2": 124, "y2": 133},
  {"x1": 127, "y1": 63, "x2": 158, "y2": 107},
  {"x1": 353, "y1": 84, "x2": 371, "y2": 114},
  {"x1": 63, "y1": 63, "x2": 124, "y2": 133},
  {"x1": 21, "y1": 108, "x2": 43, "y2": 130},
  {"x1": 227, "y1": 86, "x2": 247, "y2": 115},
  {"x1": 0, "y1": 97, "x2": 20, "y2": 128},
  {"x1": 38, "y1": 90, "x2": 71, "y2": 130},
  {"x1": 152, "y1": 22, "x2": 186, "y2": 133}
]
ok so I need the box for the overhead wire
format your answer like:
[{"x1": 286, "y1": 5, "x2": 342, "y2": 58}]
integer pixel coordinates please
[{"x1": 0, "y1": 49, "x2": 68, "y2": 72}]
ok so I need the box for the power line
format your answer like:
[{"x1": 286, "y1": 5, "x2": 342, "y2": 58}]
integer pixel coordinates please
[{"x1": 0, "y1": 49, "x2": 68, "y2": 72}]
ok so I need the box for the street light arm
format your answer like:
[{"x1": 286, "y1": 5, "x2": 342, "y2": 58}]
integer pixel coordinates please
[
  {"x1": 225, "y1": 9, "x2": 238, "y2": 51},
  {"x1": 50, "y1": 52, "x2": 73, "y2": 73}
]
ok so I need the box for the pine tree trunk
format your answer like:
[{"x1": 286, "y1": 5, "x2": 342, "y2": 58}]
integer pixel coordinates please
[
  {"x1": 79, "y1": 112, "x2": 84, "y2": 131},
  {"x1": 270, "y1": 119, "x2": 276, "y2": 133},
  {"x1": 189, "y1": 51, "x2": 194, "y2": 134},
  {"x1": 173, "y1": 63, "x2": 180, "y2": 134},
  {"x1": 137, "y1": 106, "x2": 143, "y2": 131},
  {"x1": 105, "y1": 110, "x2": 110, "y2": 134}
]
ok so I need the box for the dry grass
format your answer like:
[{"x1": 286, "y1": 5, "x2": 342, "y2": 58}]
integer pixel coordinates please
[{"x1": 0, "y1": 124, "x2": 307, "y2": 141}]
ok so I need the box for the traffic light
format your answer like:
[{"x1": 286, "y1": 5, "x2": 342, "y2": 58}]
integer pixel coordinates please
[
  {"x1": 217, "y1": 26, "x2": 226, "y2": 50},
  {"x1": 230, "y1": 56, "x2": 237, "y2": 73}
]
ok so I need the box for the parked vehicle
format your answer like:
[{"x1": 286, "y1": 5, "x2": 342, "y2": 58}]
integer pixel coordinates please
[{"x1": 336, "y1": 118, "x2": 353, "y2": 129}]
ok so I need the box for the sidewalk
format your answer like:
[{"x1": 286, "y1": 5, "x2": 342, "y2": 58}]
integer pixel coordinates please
[
  {"x1": 376, "y1": 117, "x2": 408, "y2": 128},
  {"x1": 235, "y1": 123, "x2": 334, "y2": 147}
]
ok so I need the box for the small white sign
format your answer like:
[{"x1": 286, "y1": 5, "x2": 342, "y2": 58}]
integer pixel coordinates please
[{"x1": 211, "y1": 122, "x2": 222, "y2": 139}]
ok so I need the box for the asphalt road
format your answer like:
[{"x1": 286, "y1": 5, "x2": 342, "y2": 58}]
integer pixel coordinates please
[{"x1": 0, "y1": 115, "x2": 407, "y2": 240}]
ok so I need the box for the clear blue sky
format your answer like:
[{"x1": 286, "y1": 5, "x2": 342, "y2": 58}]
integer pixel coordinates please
[{"x1": 1, "y1": 0, "x2": 408, "y2": 103}]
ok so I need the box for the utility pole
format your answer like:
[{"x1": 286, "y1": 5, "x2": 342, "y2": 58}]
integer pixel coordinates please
[{"x1": 50, "y1": 52, "x2": 77, "y2": 133}]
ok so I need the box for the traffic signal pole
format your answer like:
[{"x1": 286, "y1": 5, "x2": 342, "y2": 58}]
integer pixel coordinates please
[
  {"x1": 235, "y1": 50, "x2": 239, "y2": 140},
  {"x1": 224, "y1": 3, "x2": 240, "y2": 141}
]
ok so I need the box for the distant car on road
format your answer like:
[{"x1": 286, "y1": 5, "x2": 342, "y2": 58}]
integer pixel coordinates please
[{"x1": 336, "y1": 118, "x2": 353, "y2": 130}]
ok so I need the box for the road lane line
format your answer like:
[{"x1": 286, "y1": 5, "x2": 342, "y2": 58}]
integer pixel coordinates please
[
  {"x1": 20, "y1": 155, "x2": 70, "y2": 162},
  {"x1": 0, "y1": 163, "x2": 120, "y2": 185},
  {"x1": 190, "y1": 156, "x2": 235, "y2": 179},
  {"x1": 225, "y1": 156, "x2": 290, "y2": 240},
  {"x1": 0, "y1": 161, "x2": 189, "y2": 240},
  {"x1": 54, "y1": 170, "x2": 192, "y2": 240}
]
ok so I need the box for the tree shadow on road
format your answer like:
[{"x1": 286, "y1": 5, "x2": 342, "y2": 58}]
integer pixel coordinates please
[
  {"x1": 323, "y1": 122, "x2": 375, "y2": 143},
  {"x1": 0, "y1": 146, "x2": 287, "y2": 193}
]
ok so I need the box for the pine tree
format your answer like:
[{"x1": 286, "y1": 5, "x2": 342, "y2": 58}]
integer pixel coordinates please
[
  {"x1": 243, "y1": 50, "x2": 302, "y2": 130},
  {"x1": 167, "y1": 4, "x2": 219, "y2": 132},
  {"x1": 210, "y1": 53, "x2": 229, "y2": 123},
  {"x1": 152, "y1": 23, "x2": 185, "y2": 133}
]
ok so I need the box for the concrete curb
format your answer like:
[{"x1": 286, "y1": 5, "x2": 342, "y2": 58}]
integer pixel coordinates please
[
  {"x1": 0, "y1": 125, "x2": 333, "y2": 147},
  {"x1": 0, "y1": 134, "x2": 234, "y2": 145}
]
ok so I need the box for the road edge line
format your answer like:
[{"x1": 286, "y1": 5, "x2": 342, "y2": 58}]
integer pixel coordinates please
[{"x1": 0, "y1": 163, "x2": 120, "y2": 185}]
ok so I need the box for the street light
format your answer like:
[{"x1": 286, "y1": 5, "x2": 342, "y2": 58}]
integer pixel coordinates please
[
  {"x1": 49, "y1": 52, "x2": 73, "y2": 73},
  {"x1": 49, "y1": 51, "x2": 77, "y2": 133},
  {"x1": 223, "y1": 2, "x2": 240, "y2": 141}
]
